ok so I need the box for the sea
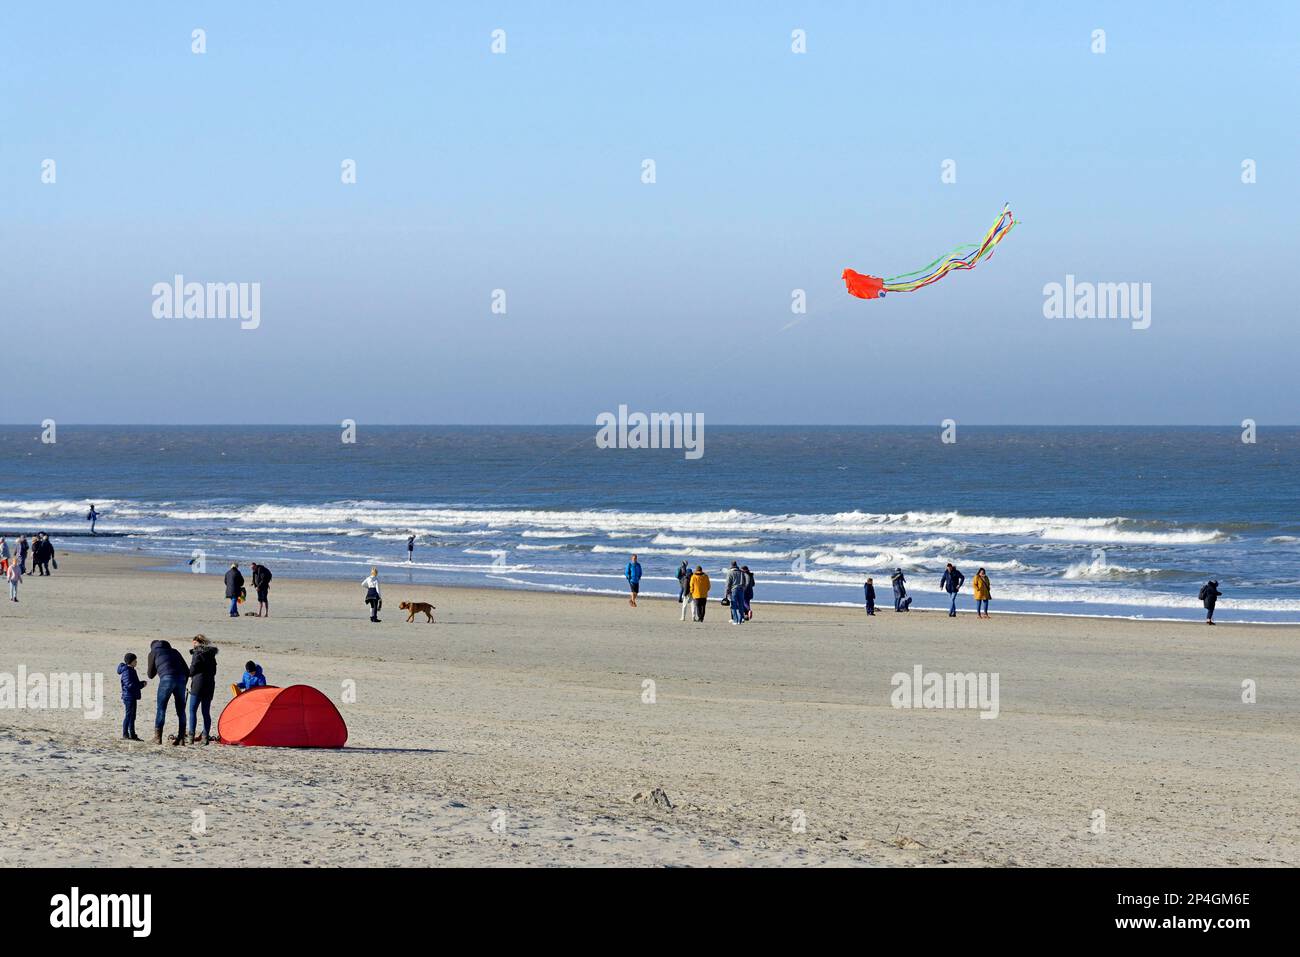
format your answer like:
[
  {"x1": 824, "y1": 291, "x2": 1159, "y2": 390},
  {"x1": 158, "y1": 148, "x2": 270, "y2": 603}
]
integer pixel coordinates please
[{"x1": 1, "y1": 425, "x2": 1297, "y2": 622}]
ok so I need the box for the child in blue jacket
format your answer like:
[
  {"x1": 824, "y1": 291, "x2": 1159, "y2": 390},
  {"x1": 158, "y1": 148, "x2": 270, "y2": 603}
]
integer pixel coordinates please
[
  {"x1": 232, "y1": 660, "x2": 268, "y2": 695},
  {"x1": 117, "y1": 653, "x2": 147, "y2": 740}
]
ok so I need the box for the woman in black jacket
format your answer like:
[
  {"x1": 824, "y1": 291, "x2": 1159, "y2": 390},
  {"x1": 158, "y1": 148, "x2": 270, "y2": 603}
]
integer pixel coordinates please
[{"x1": 187, "y1": 634, "x2": 219, "y2": 744}]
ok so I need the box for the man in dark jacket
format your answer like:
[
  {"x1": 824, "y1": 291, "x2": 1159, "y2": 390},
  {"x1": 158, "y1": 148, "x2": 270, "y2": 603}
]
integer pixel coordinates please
[
  {"x1": 187, "y1": 636, "x2": 219, "y2": 744},
  {"x1": 147, "y1": 639, "x2": 190, "y2": 745},
  {"x1": 864, "y1": 578, "x2": 876, "y2": 616},
  {"x1": 940, "y1": 563, "x2": 965, "y2": 617},
  {"x1": 1199, "y1": 580, "x2": 1222, "y2": 625},
  {"x1": 251, "y1": 562, "x2": 272, "y2": 617},
  {"x1": 224, "y1": 563, "x2": 245, "y2": 618}
]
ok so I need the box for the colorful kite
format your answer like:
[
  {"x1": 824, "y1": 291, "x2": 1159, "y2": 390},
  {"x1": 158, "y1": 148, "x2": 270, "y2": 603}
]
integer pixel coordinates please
[{"x1": 843, "y1": 204, "x2": 1017, "y2": 300}]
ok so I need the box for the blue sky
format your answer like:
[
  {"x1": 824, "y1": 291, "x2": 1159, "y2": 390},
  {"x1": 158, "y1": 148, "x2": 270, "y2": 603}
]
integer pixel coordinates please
[{"x1": 2, "y1": 1, "x2": 1297, "y2": 424}]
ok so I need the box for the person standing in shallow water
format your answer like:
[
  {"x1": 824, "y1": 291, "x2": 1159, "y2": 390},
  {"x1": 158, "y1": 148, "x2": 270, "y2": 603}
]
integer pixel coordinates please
[
  {"x1": 87, "y1": 503, "x2": 100, "y2": 534},
  {"x1": 1199, "y1": 579, "x2": 1222, "y2": 625},
  {"x1": 407, "y1": 534, "x2": 415, "y2": 563}
]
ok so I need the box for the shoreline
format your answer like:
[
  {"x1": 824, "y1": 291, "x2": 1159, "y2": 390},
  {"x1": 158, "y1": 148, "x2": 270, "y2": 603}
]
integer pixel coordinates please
[{"x1": 61, "y1": 543, "x2": 1281, "y2": 628}]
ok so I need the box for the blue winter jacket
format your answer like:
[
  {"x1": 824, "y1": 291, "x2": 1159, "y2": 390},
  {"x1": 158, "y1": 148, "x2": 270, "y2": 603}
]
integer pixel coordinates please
[
  {"x1": 117, "y1": 662, "x2": 145, "y2": 701},
  {"x1": 236, "y1": 664, "x2": 267, "y2": 691},
  {"x1": 625, "y1": 561, "x2": 642, "y2": 584}
]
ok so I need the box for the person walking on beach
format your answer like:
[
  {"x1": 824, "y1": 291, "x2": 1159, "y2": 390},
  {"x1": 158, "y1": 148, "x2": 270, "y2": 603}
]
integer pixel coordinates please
[
  {"x1": 31, "y1": 534, "x2": 50, "y2": 575},
  {"x1": 224, "y1": 563, "x2": 245, "y2": 618},
  {"x1": 730, "y1": 574, "x2": 746, "y2": 625},
  {"x1": 677, "y1": 561, "x2": 693, "y2": 620},
  {"x1": 742, "y1": 565, "x2": 755, "y2": 621},
  {"x1": 724, "y1": 561, "x2": 741, "y2": 611},
  {"x1": 407, "y1": 534, "x2": 415, "y2": 563},
  {"x1": 6, "y1": 556, "x2": 21, "y2": 602},
  {"x1": 864, "y1": 577, "x2": 876, "y2": 615},
  {"x1": 87, "y1": 503, "x2": 100, "y2": 534},
  {"x1": 624, "y1": 554, "x2": 642, "y2": 607},
  {"x1": 1199, "y1": 579, "x2": 1222, "y2": 625},
  {"x1": 17, "y1": 535, "x2": 28, "y2": 575},
  {"x1": 363, "y1": 567, "x2": 382, "y2": 622},
  {"x1": 117, "y1": 653, "x2": 146, "y2": 741},
  {"x1": 940, "y1": 563, "x2": 966, "y2": 617},
  {"x1": 147, "y1": 639, "x2": 189, "y2": 745},
  {"x1": 251, "y1": 562, "x2": 272, "y2": 617},
  {"x1": 689, "y1": 565, "x2": 710, "y2": 622},
  {"x1": 891, "y1": 568, "x2": 908, "y2": 611},
  {"x1": 973, "y1": 568, "x2": 991, "y2": 618},
  {"x1": 187, "y1": 635, "x2": 219, "y2": 744},
  {"x1": 0, "y1": 537, "x2": 9, "y2": 575}
]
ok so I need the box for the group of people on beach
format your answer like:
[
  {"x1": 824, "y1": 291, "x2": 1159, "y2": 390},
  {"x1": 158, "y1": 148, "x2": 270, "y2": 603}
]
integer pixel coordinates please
[
  {"x1": 118, "y1": 635, "x2": 269, "y2": 745},
  {"x1": 865, "y1": 564, "x2": 992, "y2": 619},
  {"x1": 0, "y1": 533, "x2": 56, "y2": 601},
  {"x1": 624, "y1": 555, "x2": 757, "y2": 624},
  {"x1": 221, "y1": 561, "x2": 272, "y2": 617}
]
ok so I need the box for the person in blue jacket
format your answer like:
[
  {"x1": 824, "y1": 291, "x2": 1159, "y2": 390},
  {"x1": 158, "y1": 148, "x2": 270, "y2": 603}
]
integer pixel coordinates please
[
  {"x1": 624, "y1": 554, "x2": 642, "y2": 607},
  {"x1": 233, "y1": 660, "x2": 268, "y2": 693},
  {"x1": 117, "y1": 653, "x2": 147, "y2": 740},
  {"x1": 147, "y1": 639, "x2": 190, "y2": 745},
  {"x1": 940, "y1": 563, "x2": 966, "y2": 617}
]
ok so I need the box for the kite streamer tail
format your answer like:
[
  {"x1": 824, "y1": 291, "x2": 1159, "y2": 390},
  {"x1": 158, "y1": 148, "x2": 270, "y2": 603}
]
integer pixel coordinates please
[{"x1": 843, "y1": 204, "x2": 1017, "y2": 300}]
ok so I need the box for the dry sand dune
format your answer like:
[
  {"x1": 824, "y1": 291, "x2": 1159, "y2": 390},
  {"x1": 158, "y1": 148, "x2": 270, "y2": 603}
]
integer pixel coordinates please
[{"x1": 0, "y1": 552, "x2": 1295, "y2": 867}]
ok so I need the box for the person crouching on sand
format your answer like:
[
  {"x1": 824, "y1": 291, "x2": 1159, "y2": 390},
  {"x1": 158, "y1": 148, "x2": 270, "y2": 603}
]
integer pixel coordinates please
[
  {"x1": 973, "y1": 568, "x2": 991, "y2": 619},
  {"x1": 689, "y1": 565, "x2": 710, "y2": 621},
  {"x1": 625, "y1": 554, "x2": 642, "y2": 607},
  {"x1": 363, "y1": 567, "x2": 382, "y2": 622},
  {"x1": 1199, "y1": 579, "x2": 1222, "y2": 625},
  {"x1": 231, "y1": 660, "x2": 268, "y2": 696}
]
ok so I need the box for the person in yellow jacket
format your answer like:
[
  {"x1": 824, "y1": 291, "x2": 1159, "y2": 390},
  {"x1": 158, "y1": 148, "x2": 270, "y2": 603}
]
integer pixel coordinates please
[
  {"x1": 688, "y1": 566, "x2": 711, "y2": 622},
  {"x1": 972, "y1": 567, "x2": 992, "y2": 618}
]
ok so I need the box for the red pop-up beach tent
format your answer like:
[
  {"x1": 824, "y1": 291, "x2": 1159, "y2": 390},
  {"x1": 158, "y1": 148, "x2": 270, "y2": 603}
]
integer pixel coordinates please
[{"x1": 218, "y1": 685, "x2": 348, "y2": 748}]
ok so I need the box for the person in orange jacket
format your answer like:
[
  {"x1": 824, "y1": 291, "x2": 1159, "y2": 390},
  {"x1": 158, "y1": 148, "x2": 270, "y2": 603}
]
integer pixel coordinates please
[{"x1": 688, "y1": 566, "x2": 711, "y2": 622}]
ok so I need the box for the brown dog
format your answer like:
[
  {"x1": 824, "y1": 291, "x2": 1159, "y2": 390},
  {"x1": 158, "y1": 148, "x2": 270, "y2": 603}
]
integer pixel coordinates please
[{"x1": 399, "y1": 600, "x2": 435, "y2": 623}]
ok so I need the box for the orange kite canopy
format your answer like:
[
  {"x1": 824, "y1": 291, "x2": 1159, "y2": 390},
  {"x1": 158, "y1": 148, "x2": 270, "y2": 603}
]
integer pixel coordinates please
[
  {"x1": 218, "y1": 685, "x2": 348, "y2": 748},
  {"x1": 841, "y1": 269, "x2": 886, "y2": 300}
]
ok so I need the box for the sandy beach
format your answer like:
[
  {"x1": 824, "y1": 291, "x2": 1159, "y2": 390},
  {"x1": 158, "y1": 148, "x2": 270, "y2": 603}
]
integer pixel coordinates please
[{"x1": 0, "y1": 550, "x2": 1295, "y2": 868}]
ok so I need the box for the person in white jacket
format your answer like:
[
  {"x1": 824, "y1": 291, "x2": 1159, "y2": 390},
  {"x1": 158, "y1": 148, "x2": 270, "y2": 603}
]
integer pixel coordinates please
[{"x1": 362, "y1": 567, "x2": 382, "y2": 622}]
